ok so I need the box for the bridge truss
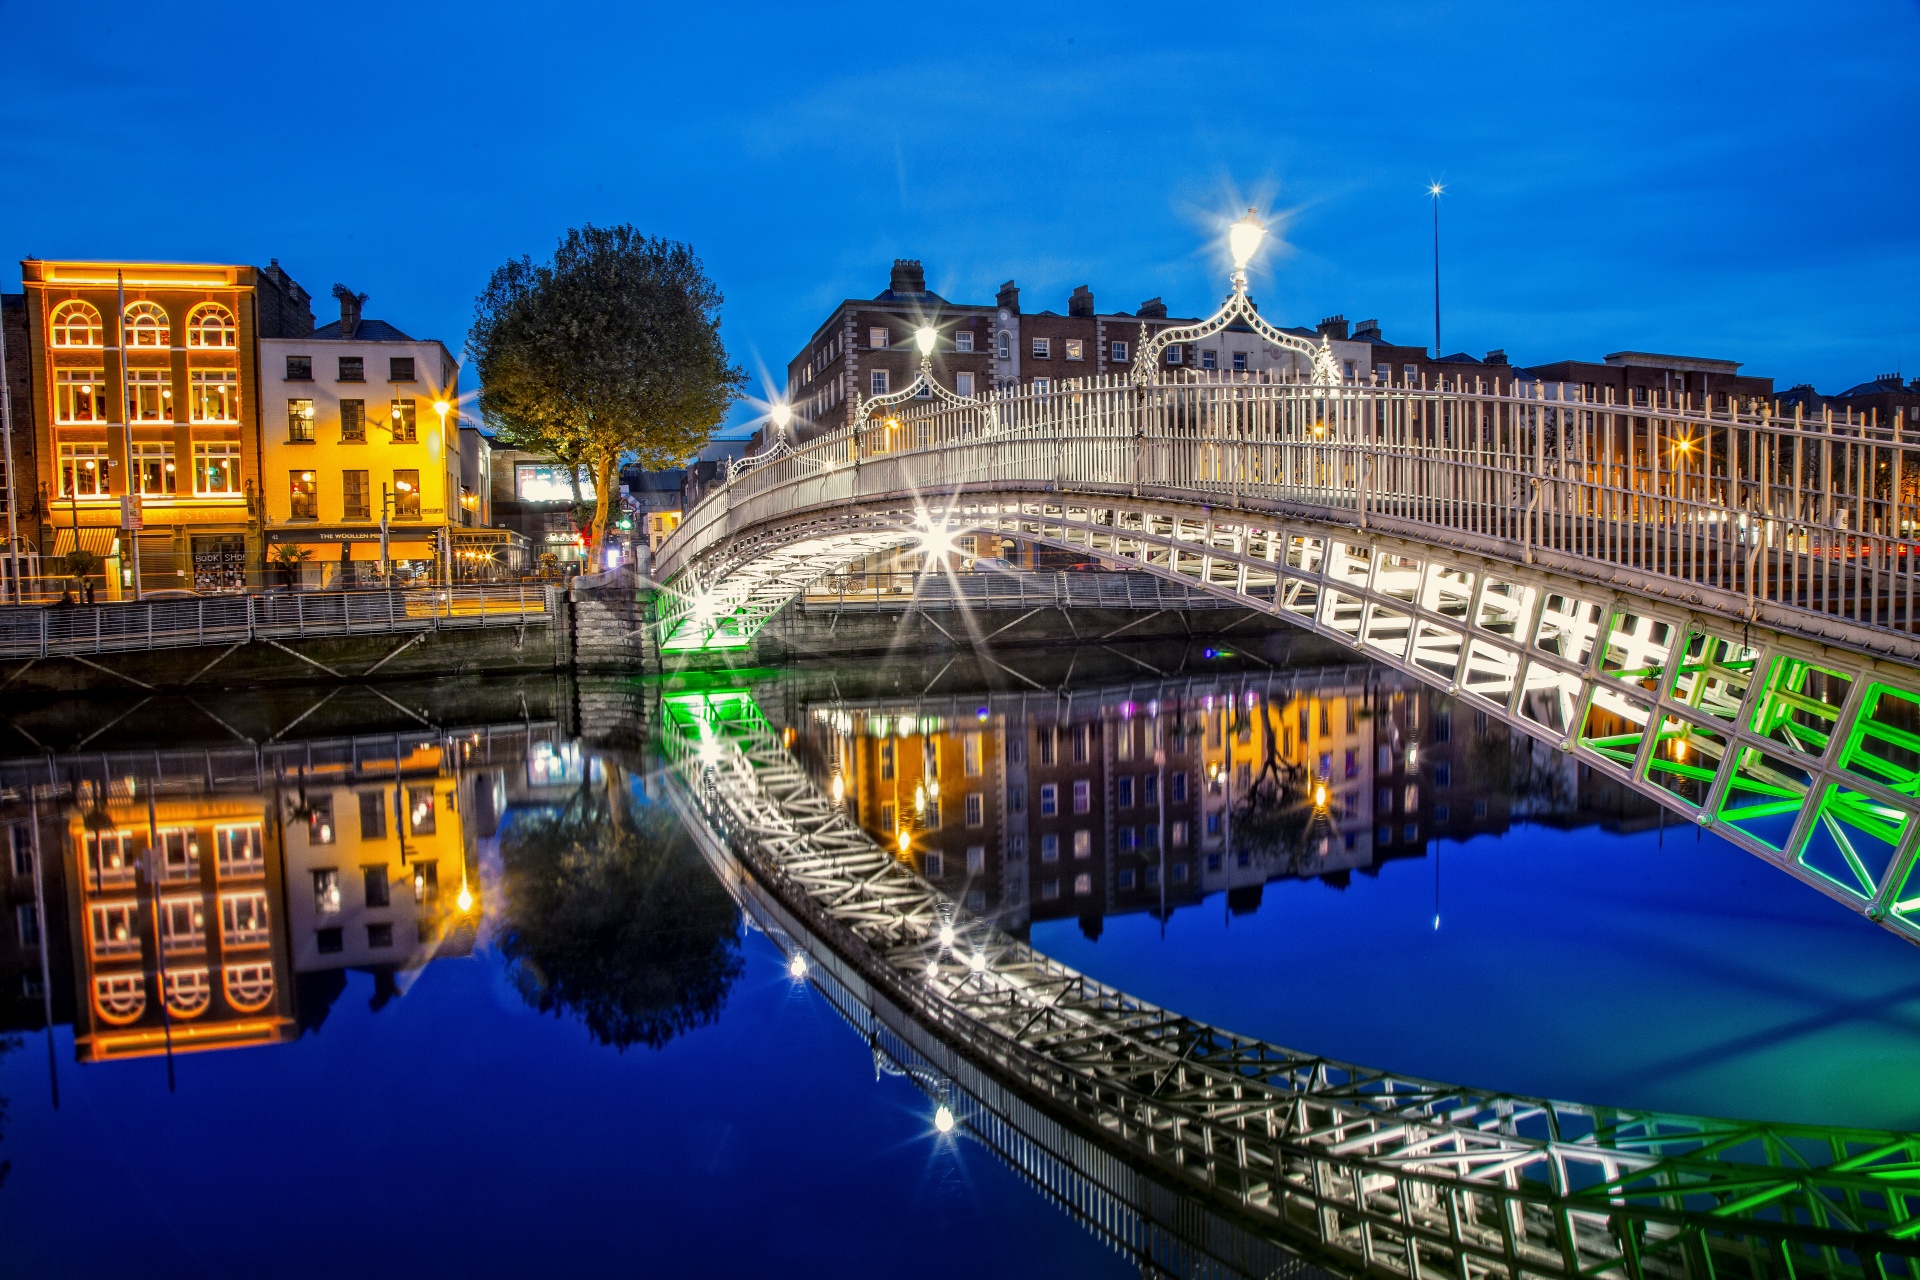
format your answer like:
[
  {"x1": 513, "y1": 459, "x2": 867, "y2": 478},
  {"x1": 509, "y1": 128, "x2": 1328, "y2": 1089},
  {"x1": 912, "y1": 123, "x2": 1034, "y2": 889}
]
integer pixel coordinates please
[
  {"x1": 650, "y1": 376, "x2": 1920, "y2": 945},
  {"x1": 661, "y1": 687, "x2": 1920, "y2": 1280}
]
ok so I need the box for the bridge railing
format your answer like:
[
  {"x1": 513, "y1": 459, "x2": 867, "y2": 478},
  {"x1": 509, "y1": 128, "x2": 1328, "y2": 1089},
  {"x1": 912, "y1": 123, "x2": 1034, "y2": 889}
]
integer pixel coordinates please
[
  {"x1": 0, "y1": 584, "x2": 554, "y2": 660},
  {"x1": 680, "y1": 373, "x2": 1920, "y2": 639}
]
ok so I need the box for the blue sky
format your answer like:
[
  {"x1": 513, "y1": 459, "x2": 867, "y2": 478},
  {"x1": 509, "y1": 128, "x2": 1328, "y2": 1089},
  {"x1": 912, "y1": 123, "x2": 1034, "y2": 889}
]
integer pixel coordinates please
[{"x1": 2, "y1": 0, "x2": 1914, "y2": 433}]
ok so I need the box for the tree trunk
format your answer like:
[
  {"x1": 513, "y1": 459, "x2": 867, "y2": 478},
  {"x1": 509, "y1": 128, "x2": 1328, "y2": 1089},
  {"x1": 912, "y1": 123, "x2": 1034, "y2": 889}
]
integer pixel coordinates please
[{"x1": 590, "y1": 449, "x2": 620, "y2": 573}]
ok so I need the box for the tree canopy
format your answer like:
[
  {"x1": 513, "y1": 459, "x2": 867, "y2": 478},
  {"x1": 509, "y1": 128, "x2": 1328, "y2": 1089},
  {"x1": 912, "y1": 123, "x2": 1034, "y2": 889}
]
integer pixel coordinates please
[{"x1": 469, "y1": 225, "x2": 744, "y2": 571}]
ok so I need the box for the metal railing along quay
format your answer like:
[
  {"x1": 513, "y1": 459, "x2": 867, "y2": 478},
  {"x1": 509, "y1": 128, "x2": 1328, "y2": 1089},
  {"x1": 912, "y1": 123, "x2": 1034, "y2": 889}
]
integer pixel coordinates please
[{"x1": 0, "y1": 584, "x2": 555, "y2": 660}]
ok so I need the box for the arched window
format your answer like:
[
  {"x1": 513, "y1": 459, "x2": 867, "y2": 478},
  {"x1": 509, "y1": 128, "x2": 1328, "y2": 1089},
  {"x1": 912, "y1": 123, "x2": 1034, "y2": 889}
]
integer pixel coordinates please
[
  {"x1": 164, "y1": 968, "x2": 211, "y2": 1018},
  {"x1": 94, "y1": 973, "x2": 146, "y2": 1024},
  {"x1": 223, "y1": 963, "x2": 275, "y2": 1012},
  {"x1": 50, "y1": 299, "x2": 103, "y2": 348},
  {"x1": 186, "y1": 302, "x2": 237, "y2": 349},
  {"x1": 123, "y1": 300, "x2": 170, "y2": 349},
  {"x1": 997, "y1": 330, "x2": 1011, "y2": 360}
]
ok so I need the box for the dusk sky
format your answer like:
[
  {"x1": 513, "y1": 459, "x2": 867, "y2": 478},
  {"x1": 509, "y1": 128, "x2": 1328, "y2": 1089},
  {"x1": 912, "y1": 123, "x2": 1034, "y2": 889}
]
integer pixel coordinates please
[{"x1": 3, "y1": 0, "x2": 1915, "y2": 433}]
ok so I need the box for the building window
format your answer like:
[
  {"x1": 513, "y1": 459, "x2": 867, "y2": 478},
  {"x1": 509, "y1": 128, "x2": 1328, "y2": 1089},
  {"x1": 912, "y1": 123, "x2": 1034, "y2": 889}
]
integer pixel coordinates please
[
  {"x1": 342, "y1": 470, "x2": 370, "y2": 519},
  {"x1": 1206, "y1": 811, "x2": 1223, "y2": 837},
  {"x1": 390, "y1": 399, "x2": 417, "y2": 442},
  {"x1": 1072, "y1": 829, "x2": 1091, "y2": 858},
  {"x1": 389, "y1": 357, "x2": 416, "y2": 382},
  {"x1": 122, "y1": 300, "x2": 169, "y2": 348},
  {"x1": 1200, "y1": 349, "x2": 1218, "y2": 370},
  {"x1": 1171, "y1": 820, "x2": 1188, "y2": 848},
  {"x1": 1008, "y1": 785, "x2": 1024, "y2": 813},
  {"x1": 364, "y1": 865, "x2": 390, "y2": 907},
  {"x1": 1072, "y1": 780, "x2": 1091, "y2": 813},
  {"x1": 393, "y1": 469, "x2": 421, "y2": 518},
  {"x1": 289, "y1": 470, "x2": 318, "y2": 519},
  {"x1": 220, "y1": 891, "x2": 272, "y2": 947},
  {"x1": 1166, "y1": 346, "x2": 1183, "y2": 366},
  {"x1": 1170, "y1": 771, "x2": 1187, "y2": 803},
  {"x1": 216, "y1": 824, "x2": 263, "y2": 876},
  {"x1": 287, "y1": 398, "x2": 315, "y2": 441},
  {"x1": 368, "y1": 922, "x2": 394, "y2": 948},
  {"x1": 186, "y1": 303, "x2": 237, "y2": 348},
  {"x1": 963, "y1": 733, "x2": 982, "y2": 776},
  {"x1": 1232, "y1": 351, "x2": 1248, "y2": 372},
  {"x1": 316, "y1": 927, "x2": 343, "y2": 955},
  {"x1": 870, "y1": 370, "x2": 889, "y2": 395},
  {"x1": 190, "y1": 369, "x2": 239, "y2": 422},
  {"x1": 924, "y1": 850, "x2": 943, "y2": 878},
  {"x1": 334, "y1": 401, "x2": 366, "y2": 443},
  {"x1": 286, "y1": 355, "x2": 313, "y2": 380},
  {"x1": 57, "y1": 442, "x2": 109, "y2": 497},
  {"x1": 9, "y1": 827, "x2": 31, "y2": 877},
  {"x1": 1110, "y1": 340, "x2": 1129, "y2": 363},
  {"x1": 54, "y1": 369, "x2": 107, "y2": 422},
  {"x1": 1119, "y1": 868, "x2": 1136, "y2": 890},
  {"x1": 193, "y1": 441, "x2": 242, "y2": 495},
  {"x1": 1435, "y1": 762, "x2": 1451, "y2": 789},
  {"x1": 996, "y1": 330, "x2": 1010, "y2": 359},
  {"x1": 1142, "y1": 824, "x2": 1160, "y2": 850},
  {"x1": 89, "y1": 903, "x2": 140, "y2": 956},
  {"x1": 965, "y1": 793, "x2": 984, "y2": 827},
  {"x1": 338, "y1": 356, "x2": 365, "y2": 382},
  {"x1": 50, "y1": 299, "x2": 103, "y2": 348},
  {"x1": 358, "y1": 791, "x2": 387, "y2": 838},
  {"x1": 408, "y1": 787, "x2": 436, "y2": 834},
  {"x1": 1040, "y1": 833, "x2": 1059, "y2": 862},
  {"x1": 955, "y1": 372, "x2": 975, "y2": 396},
  {"x1": 1072, "y1": 724, "x2": 1089, "y2": 763},
  {"x1": 1142, "y1": 774, "x2": 1158, "y2": 806},
  {"x1": 1041, "y1": 878, "x2": 1059, "y2": 901},
  {"x1": 1119, "y1": 827, "x2": 1137, "y2": 852},
  {"x1": 1473, "y1": 798, "x2": 1488, "y2": 819},
  {"x1": 1032, "y1": 377, "x2": 1051, "y2": 394},
  {"x1": 1039, "y1": 783, "x2": 1058, "y2": 817},
  {"x1": 879, "y1": 739, "x2": 894, "y2": 781},
  {"x1": 1117, "y1": 777, "x2": 1133, "y2": 808},
  {"x1": 869, "y1": 326, "x2": 889, "y2": 348},
  {"x1": 1073, "y1": 873, "x2": 1091, "y2": 897},
  {"x1": 16, "y1": 902, "x2": 41, "y2": 946},
  {"x1": 313, "y1": 869, "x2": 341, "y2": 915},
  {"x1": 127, "y1": 369, "x2": 172, "y2": 422},
  {"x1": 955, "y1": 331, "x2": 973, "y2": 352},
  {"x1": 880, "y1": 802, "x2": 895, "y2": 833},
  {"x1": 1064, "y1": 339, "x2": 1083, "y2": 361},
  {"x1": 1031, "y1": 337, "x2": 1050, "y2": 359}
]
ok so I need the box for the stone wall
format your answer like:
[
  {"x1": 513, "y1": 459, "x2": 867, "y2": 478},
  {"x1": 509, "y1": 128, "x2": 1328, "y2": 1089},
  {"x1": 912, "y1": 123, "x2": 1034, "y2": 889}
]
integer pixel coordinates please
[{"x1": 568, "y1": 565, "x2": 652, "y2": 670}]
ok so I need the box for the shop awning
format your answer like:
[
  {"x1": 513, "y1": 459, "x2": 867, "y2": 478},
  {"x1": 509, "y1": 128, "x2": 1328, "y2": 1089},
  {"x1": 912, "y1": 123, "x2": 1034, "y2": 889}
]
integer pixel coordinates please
[{"x1": 52, "y1": 528, "x2": 122, "y2": 558}]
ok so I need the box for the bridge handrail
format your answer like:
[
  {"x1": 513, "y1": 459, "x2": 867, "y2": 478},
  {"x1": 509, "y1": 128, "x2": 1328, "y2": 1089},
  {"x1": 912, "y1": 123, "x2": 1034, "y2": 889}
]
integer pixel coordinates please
[{"x1": 660, "y1": 375, "x2": 1920, "y2": 642}]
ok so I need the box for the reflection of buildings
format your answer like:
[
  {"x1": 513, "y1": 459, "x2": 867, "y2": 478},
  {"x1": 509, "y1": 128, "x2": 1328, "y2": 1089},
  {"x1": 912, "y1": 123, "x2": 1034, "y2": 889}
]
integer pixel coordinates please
[{"x1": 802, "y1": 668, "x2": 1551, "y2": 936}]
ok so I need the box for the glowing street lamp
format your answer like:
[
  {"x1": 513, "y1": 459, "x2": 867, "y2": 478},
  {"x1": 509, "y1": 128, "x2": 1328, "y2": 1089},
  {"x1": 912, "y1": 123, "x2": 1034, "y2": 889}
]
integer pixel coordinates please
[
  {"x1": 787, "y1": 952, "x2": 808, "y2": 979},
  {"x1": 1228, "y1": 208, "x2": 1267, "y2": 286},
  {"x1": 913, "y1": 325, "x2": 938, "y2": 357}
]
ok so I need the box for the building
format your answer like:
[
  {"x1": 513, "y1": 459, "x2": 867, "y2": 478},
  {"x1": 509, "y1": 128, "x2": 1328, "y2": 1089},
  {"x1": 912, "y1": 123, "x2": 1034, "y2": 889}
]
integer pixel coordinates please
[
  {"x1": 1522, "y1": 350, "x2": 1773, "y2": 410},
  {"x1": 619, "y1": 463, "x2": 688, "y2": 554},
  {"x1": 0, "y1": 292, "x2": 38, "y2": 596},
  {"x1": 489, "y1": 445, "x2": 590, "y2": 570},
  {"x1": 17, "y1": 258, "x2": 313, "y2": 595},
  {"x1": 258, "y1": 287, "x2": 463, "y2": 586},
  {"x1": 1832, "y1": 373, "x2": 1920, "y2": 433}
]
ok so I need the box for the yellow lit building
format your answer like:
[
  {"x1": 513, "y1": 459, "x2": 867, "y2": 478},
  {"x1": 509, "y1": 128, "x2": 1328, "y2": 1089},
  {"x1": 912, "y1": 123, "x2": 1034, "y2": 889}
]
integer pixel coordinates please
[
  {"x1": 18, "y1": 258, "x2": 314, "y2": 594},
  {"x1": 63, "y1": 788, "x2": 297, "y2": 1062},
  {"x1": 258, "y1": 288, "x2": 464, "y2": 586}
]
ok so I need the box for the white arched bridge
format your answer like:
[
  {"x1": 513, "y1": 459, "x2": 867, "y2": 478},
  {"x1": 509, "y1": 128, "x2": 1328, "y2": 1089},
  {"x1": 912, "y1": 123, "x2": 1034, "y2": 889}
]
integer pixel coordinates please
[
  {"x1": 653, "y1": 323, "x2": 1920, "y2": 946},
  {"x1": 660, "y1": 685, "x2": 1920, "y2": 1280}
]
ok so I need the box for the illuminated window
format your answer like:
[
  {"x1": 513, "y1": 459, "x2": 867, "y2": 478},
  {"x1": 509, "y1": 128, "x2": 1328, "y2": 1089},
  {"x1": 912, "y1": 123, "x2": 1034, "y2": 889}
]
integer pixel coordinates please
[
  {"x1": 340, "y1": 399, "x2": 366, "y2": 440},
  {"x1": 390, "y1": 399, "x2": 416, "y2": 441},
  {"x1": 50, "y1": 299, "x2": 103, "y2": 348},
  {"x1": 126, "y1": 369, "x2": 172, "y2": 421},
  {"x1": 393, "y1": 469, "x2": 421, "y2": 518},
  {"x1": 220, "y1": 891, "x2": 271, "y2": 947},
  {"x1": 1064, "y1": 339, "x2": 1083, "y2": 361},
  {"x1": 164, "y1": 968, "x2": 211, "y2": 1018},
  {"x1": 514, "y1": 464, "x2": 591, "y2": 502},
  {"x1": 194, "y1": 440, "x2": 242, "y2": 495},
  {"x1": 58, "y1": 441, "x2": 109, "y2": 497},
  {"x1": 962, "y1": 733, "x2": 981, "y2": 776},
  {"x1": 224, "y1": 963, "x2": 275, "y2": 1011},
  {"x1": 160, "y1": 896, "x2": 206, "y2": 952},
  {"x1": 1171, "y1": 820, "x2": 1188, "y2": 848},
  {"x1": 342, "y1": 470, "x2": 369, "y2": 519},
  {"x1": 1073, "y1": 872, "x2": 1091, "y2": 896},
  {"x1": 186, "y1": 302, "x2": 237, "y2": 348},
  {"x1": 408, "y1": 787, "x2": 436, "y2": 834},
  {"x1": 966, "y1": 846, "x2": 984, "y2": 874},
  {"x1": 94, "y1": 973, "x2": 146, "y2": 1024},
  {"x1": 1073, "y1": 829, "x2": 1092, "y2": 859},
  {"x1": 289, "y1": 471, "x2": 318, "y2": 519},
  {"x1": 155, "y1": 829, "x2": 195, "y2": 880},
  {"x1": 89, "y1": 902, "x2": 141, "y2": 957},
  {"x1": 123, "y1": 300, "x2": 169, "y2": 348},
  {"x1": 287, "y1": 398, "x2": 315, "y2": 441},
  {"x1": 134, "y1": 440, "x2": 176, "y2": 495},
  {"x1": 1072, "y1": 780, "x2": 1090, "y2": 813},
  {"x1": 215, "y1": 824, "x2": 263, "y2": 876},
  {"x1": 54, "y1": 369, "x2": 107, "y2": 422},
  {"x1": 190, "y1": 369, "x2": 239, "y2": 422}
]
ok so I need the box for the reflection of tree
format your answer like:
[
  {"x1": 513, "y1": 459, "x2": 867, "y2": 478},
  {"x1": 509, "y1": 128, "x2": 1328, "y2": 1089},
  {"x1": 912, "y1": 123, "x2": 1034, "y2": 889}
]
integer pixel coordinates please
[
  {"x1": 1230, "y1": 702, "x2": 1335, "y2": 874},
  {"x1": 498, "y1": 768, "x2": 742, "y2": 1050},
  {"x1": 1465, "y1": 726, "x2": 1578, "y2": 816}
]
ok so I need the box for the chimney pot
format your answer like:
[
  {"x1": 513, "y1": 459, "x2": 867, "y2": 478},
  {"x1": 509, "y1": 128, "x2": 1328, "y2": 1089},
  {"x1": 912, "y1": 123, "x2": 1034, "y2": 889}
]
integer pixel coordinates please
[
  {"x1": 995, "y1": 280, "x2": 1021, "y2": 314},
  {"x1": 889, "y1": 259, "x2": 926, "y2": 296},
  {"x1": 1068, "y1": 285, "x2": 1094, "y2": 317},
  {"x1": 1316, "y1": 315, "x2": 1349, "y2": 341},
  {"x1": 1137, "y1": 297, "x2": 1167, "y2": 320},
  {"x1": 331, "y1": 283, "x2": 367, "y2": 339}
]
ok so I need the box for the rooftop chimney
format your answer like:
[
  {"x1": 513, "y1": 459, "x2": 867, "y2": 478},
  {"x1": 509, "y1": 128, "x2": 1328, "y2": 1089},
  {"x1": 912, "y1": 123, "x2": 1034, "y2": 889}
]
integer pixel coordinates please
[
  {"x1": 1316, "y1": 315, "x2": 1348, "y2": 341},
  {"x1": 889, "y1": 259, "x2": 926, "y2": 295},
  {"x1": 996, "y1": 280, "x2": 1021, "y2": 314},
  {"x1": 1353, "y1": 318, "x2": 1381, "y2": 340},
  {"x1": 1137, "y1": 297, "x2": 1168, "y2": 320},
  {"x1": 331, "y1": 283, "x2": 368, "y2": 339},
  {"x1": 1068, "y1": 285, "x2": 1094, "y2": 317},
  {"x1": 1484, "y1": 349, "x2": 1509, "y2": 365}
]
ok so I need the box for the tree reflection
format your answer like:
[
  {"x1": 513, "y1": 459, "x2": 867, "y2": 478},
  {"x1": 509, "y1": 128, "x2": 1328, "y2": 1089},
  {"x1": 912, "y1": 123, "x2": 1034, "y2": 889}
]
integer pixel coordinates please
[
  {"x1": 498, "y1": 767, "x2": 742, "y2": 1051},
  {"x1": 1229, "y1": 702, "x2": 1333, "y2": 873}
]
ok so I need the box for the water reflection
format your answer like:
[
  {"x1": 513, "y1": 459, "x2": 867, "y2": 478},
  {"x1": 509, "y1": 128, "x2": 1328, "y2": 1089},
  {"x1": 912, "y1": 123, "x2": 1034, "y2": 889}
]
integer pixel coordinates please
[{"x1": 798, "y1": 663, "x2": 1654, "y2": 937}]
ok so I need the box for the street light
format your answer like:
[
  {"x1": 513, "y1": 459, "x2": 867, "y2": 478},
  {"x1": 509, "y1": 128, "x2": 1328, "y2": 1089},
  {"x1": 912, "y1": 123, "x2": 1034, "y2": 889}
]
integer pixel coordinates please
[
  {"x1": 913, "y1": 325, "x2": 938, "y2": 357},
  {"x1": 1228, "y1": 208, "x2": 1266, "y2": 277}
]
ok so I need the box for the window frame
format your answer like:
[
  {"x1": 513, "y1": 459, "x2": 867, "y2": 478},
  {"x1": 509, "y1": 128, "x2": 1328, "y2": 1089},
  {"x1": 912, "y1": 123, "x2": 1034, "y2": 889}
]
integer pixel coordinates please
[
  {"x1": 49, "y1": 299, "x2": 104, "y2": 348},
  {"x1": 186, "y1": 302, "x2": 237, "y2": 349},
  {"x1": 1030, "y1": 337, "x2": 1050, "y2": 359}
]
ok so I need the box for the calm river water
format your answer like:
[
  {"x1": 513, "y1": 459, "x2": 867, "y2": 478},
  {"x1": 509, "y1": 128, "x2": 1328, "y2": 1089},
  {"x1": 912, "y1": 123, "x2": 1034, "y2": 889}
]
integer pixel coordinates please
[{"x1": 0, "y1": 631, "x2": 1914, "y2": 1279}]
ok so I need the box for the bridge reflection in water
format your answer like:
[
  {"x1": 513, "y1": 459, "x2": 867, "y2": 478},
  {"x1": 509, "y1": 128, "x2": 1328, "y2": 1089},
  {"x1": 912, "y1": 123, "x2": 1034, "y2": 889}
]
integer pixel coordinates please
[{"x1": 662, "y1": 682, "x2": 1920, "y2": 1280}]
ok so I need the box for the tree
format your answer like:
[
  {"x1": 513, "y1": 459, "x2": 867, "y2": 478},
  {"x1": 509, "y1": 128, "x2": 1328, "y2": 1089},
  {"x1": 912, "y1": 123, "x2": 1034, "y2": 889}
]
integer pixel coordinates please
[
  {"x1": 269, "y1": 543, "x2": 313, "y2": 587},
  {"x1": 497, "y1": 766, "x2": 743, "y2": 1050},
  {"x1": 469, "y1": 226, "x2": 744, "y2": 573},
  {"x1": 62, "y1": 548, "x2": 99, "y2": 589}
]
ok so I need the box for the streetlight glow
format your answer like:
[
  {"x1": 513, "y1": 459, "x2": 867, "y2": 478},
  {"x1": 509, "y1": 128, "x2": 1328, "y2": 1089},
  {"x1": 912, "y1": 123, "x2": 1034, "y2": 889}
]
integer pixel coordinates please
[
  {"x1": 432, "y1": 399, "x2": 451, "y2": 418},
  {"x1": 1228, "y1": 209, "x2": 1267, "y2": 271},
  {"x1": 934, "y1": 1104, "x2": 955, "y2": 1134},
  {"x1": 770, "y1": 402, "x2": 793, "y2": 430},
  {"x1": 938, "y1": 923, "x2": 955, "y2": 948},
  {"x1": 1313, "y1": 782, "x2": 1328, "y2": 809},
  {"x1": 456, "y1": 885, "x2": 474, "y2": 912},
  {"x1": 913, "y1": 325, "x2": 938, "y2": 357},
  {"x1": 788, "y1": 952, "x2": 808, "y2": 979}
]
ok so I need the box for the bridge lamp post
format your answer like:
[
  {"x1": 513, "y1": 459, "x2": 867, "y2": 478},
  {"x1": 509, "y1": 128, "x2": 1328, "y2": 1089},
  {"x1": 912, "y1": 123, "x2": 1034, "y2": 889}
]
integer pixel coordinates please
[
  {"x1": 769, "y1": 400, "x2": 793, "y2": 444},
  {"x1": 1228, "y1": 209, "x2": 1266, "y2": 293}
]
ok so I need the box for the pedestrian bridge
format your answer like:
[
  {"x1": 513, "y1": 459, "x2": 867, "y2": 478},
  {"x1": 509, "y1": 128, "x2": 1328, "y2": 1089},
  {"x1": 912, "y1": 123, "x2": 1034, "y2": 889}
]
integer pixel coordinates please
[
  {"x1": 652, "y1": 366, "x2": 1920, "y2": 945},
  {"x1": 660, "y1": 686, "x2": 1920, "y2": 1280}
]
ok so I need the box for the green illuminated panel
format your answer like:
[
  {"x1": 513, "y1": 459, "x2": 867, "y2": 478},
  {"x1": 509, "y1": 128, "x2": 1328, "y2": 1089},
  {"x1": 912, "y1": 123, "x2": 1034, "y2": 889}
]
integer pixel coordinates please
[
  {"x1": 1750, "y1": 656, "x2": 1851, "y2": 763},
  {"x1": 1647, "y1": 715, "x2": 1726, "y2": 809}
]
